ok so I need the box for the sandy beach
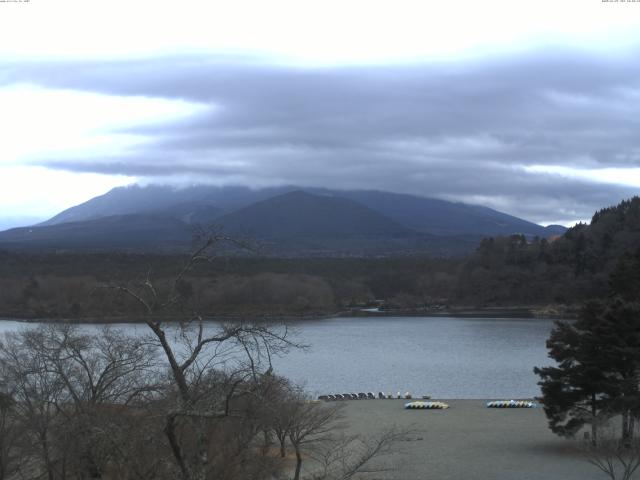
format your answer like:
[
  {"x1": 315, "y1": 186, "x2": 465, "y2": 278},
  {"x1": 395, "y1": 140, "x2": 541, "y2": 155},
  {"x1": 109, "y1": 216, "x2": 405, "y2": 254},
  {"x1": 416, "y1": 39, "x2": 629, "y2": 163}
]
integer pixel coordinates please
[{"x1": 331, "y1": 399, "x2": 604, "y2": 480}]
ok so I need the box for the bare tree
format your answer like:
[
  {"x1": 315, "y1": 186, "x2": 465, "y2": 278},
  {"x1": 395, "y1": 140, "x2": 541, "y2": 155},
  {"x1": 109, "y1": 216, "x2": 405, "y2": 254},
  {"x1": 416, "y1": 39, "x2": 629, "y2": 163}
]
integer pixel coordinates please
[
  {"x1": 0, "y1": 325, "x2": 163, "y2": 480},
  {"x1": 281, "y1": 395, "x2": 409, "y2": 480},
  {"x1": 260, "y1": 376, "x2": 303, "y2": 459},
  {"x1": 0, "y1": 390, "x2": 23, "y2": 480},
  {"x1": 20, "y1": 325, "x2": 159, "y2": 409},
  {"x1": 584, "y1": 421, "x2": 640, "y2": 480},
  {"x1": 286, "y1": 400, "x2": 345, "y2": 480},
  {"x1": 0, "y1": 329, "x2": 68, "y2": 480},
  {"x1": 105, "y1": 236, "x2": 299, "y2": 480},
  {"x1": 309, "y1": 428, "x2": 409, "y2": 480}
]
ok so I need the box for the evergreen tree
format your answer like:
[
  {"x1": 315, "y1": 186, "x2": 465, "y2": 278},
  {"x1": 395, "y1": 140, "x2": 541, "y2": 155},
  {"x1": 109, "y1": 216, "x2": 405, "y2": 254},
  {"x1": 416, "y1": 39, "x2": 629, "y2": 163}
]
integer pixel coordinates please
[
  {"x1": 534, "y1": 307, "x2": 611, "y2": 445},
  {"x1": 535, "y1": 299, "x2": 640, "y2": 445},
  {"x1": 584, "y1": 300, "x2": 640, "y2": 444},
  {"x1": 609, "y1": 248, "x2": 640, "y2": 303}
]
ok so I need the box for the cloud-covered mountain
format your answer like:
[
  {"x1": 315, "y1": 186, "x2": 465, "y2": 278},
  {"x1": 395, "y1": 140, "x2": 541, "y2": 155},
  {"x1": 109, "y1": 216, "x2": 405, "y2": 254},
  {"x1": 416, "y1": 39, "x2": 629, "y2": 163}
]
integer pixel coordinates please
[
  {"x1": 0, "y1": 184, "x2": 565, "y2": 255},
  {"x1": 40, "y1": 184, "x2": 561, "y2": 235}
]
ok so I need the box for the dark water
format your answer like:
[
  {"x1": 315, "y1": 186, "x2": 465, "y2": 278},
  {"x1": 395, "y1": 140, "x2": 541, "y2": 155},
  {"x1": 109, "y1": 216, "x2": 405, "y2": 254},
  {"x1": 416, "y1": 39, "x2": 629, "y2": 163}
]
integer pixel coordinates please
[
  {"x1": 0, "y1": 316, "x2": 556, "y2": 399},
  {"x1": 272, "y1": 316, "x2": 555, "y2": 399}
]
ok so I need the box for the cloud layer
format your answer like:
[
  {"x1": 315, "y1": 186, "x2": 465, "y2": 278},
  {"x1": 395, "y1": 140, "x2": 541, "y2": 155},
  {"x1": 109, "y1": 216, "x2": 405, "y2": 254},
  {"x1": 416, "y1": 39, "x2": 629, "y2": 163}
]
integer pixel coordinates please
[{"x1": 3, "y1": 49, "x2": 640, "y2": 224}]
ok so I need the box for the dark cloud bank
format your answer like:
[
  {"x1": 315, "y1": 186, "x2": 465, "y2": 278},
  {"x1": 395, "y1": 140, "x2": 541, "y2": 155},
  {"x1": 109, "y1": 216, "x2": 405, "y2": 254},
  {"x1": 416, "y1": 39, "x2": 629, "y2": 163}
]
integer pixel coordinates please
[{"x1": 4, "y1": 49, "x2": 640, "y2": 224}]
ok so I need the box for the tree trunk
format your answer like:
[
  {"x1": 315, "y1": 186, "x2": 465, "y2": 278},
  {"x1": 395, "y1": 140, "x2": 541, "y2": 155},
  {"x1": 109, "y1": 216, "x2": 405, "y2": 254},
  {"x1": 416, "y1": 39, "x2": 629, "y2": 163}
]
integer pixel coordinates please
[
  {"x1": 261, "y1": 429, "x2": 272, "y2": 456},
  {"x1": 280, "y1": 438, "x2": 286, "y2": 458},
  {"x1": 40, "y1": 430, "x2": 55, "y2": 480},
  {"x1": 293, "y1": 444, "x2": 302, "y2": 480},
  {"x1": 194, "y1": 418, "x2": 209, "y2": 480},
  {"x1": 147, "y1": 322, "x2": 190, "y2": 401},
  {"x1": 165, "y1": 414, "x2": 190, "y2": 480},
  {"x1": 591, "y1": 393, "x2": 598, "y2": 447},
  {"x1": 622, "y1": 410, "x2": 630, "y2": 447}
]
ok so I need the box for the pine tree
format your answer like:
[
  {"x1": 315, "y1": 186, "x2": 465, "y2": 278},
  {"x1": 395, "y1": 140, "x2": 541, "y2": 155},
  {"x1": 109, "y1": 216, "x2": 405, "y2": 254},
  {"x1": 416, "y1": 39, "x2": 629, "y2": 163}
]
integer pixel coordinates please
[
  {"x1": 534, "y1": 307, "x2": 610, "y2": 445},
  {"x1": 609, "y1": 248, "x2": 640, "y2": 303},
  {"x1": 535, "y1": 299, "x2": 640, "y2": 445}
]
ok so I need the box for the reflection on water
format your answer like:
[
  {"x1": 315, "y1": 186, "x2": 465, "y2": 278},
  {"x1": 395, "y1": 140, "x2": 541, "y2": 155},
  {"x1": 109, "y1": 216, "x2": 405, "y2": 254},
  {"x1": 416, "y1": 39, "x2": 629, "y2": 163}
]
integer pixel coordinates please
[{"x1": 0, "y1": 316, "x2": 555, "y2": 399}]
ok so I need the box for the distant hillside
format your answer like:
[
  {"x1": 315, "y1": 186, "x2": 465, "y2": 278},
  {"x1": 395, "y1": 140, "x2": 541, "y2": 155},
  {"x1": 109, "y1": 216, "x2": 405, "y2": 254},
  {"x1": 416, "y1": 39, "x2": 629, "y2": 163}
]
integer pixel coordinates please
[{"x1": 0, "y1": 215, "x2": 192, "y2": 251}]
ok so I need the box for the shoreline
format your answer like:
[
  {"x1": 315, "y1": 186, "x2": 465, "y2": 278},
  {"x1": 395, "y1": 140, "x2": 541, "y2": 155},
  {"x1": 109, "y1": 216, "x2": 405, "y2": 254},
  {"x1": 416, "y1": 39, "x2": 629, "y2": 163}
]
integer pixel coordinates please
[
  {"x1": 0, "y1": 305, "x2": 577, "y2": 323},
  {"x1": 346, "y1": 305, "x2": 578, "y2": 319}
]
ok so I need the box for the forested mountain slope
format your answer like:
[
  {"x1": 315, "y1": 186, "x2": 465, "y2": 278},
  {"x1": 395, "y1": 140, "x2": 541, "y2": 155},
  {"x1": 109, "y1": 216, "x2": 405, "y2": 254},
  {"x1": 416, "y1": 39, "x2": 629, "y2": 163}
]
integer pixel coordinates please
[{"x1": 456, "y1": 197, "x2": 640, "y2": 305}]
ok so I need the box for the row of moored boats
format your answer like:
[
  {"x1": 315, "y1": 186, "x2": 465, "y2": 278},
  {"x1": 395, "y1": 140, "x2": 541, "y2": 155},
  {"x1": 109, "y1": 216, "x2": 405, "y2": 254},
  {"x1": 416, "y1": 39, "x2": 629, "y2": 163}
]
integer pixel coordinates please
[
  {"x1": 404, "y1": 399, "x2": 537, "y2": 409},
  {"x1": 318, "y1": 392, "x2": 430, "y2": 401},
  {"x1": 317, "y1": 394, "x2": 536, "y2": 409}
]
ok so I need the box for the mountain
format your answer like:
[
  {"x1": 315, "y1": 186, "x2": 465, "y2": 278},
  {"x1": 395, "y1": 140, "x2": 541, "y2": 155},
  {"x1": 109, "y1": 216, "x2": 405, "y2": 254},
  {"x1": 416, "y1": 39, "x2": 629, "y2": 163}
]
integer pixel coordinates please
[
  {"x1": 0, "y1": 191, "x2": 479, "y2": 256},
  {"x1": 0, "y1": 184, "x2": 567, "y2": 255},
  {"x1": 38, "y1": 184, "x2": 564, "y2": 238}
]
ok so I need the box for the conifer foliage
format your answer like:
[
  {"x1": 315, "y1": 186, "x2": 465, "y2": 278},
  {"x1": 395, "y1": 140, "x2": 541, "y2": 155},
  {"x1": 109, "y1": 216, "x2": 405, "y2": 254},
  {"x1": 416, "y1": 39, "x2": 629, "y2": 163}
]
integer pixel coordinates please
[{"x1": 535, "y1": 251, "x2": 640, "y2": 446}]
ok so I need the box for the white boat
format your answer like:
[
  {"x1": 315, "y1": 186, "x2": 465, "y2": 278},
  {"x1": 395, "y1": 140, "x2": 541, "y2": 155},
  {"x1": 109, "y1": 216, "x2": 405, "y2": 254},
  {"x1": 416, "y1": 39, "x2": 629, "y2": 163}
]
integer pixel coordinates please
[
  {"x1": 486, "y1": 400, "x2": 535, "y2": 408},
  {"x1": 404, "y1": 401, "x2": 449, "y2": 409}
]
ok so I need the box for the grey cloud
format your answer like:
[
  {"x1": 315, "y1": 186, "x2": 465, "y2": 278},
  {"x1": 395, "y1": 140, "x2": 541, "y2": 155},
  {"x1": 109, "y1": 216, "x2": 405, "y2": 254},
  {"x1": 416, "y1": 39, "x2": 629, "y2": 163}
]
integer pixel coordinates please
[{"x1": 4, "y1": 49, "x2": 640, "y2": 224}]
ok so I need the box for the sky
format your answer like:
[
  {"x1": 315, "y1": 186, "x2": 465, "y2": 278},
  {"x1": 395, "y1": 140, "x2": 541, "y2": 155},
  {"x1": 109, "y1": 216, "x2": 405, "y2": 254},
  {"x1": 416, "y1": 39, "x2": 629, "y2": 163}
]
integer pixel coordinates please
[{"x1": 1, "y1": 0, "x2": 640, "y2": 229}]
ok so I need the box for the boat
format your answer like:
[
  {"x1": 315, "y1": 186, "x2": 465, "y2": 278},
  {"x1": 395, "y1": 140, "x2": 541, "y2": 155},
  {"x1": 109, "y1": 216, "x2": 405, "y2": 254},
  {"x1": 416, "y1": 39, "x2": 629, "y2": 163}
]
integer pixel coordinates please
[
  {"x1": 486, "y1": 400, "x2": 536, "y2": 408},
  {"x1": 404, "y1": 401, "x2": 449, "y2": 409}
]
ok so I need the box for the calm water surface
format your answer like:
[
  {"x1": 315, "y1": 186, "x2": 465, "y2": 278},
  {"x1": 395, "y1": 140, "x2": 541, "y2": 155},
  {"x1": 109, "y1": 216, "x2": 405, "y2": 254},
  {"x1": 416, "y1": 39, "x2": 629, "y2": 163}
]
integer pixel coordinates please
[{"x1": 0, "y1": 316, "x2": 556, "y2": 399}]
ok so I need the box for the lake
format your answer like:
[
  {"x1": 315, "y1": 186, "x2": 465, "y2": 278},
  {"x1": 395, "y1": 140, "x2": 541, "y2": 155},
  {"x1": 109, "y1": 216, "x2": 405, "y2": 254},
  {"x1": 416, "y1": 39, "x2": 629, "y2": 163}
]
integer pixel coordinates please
[{"x1": 0, "y1": 316, "x2": 556, "y2": 399}]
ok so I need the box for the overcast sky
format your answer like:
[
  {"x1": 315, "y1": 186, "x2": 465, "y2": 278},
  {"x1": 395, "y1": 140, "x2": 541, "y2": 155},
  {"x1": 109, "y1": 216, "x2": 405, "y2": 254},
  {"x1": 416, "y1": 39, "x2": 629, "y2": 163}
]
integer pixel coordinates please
[{"x1": 1, "y1": 0, "x2": 639, "y2": 229}]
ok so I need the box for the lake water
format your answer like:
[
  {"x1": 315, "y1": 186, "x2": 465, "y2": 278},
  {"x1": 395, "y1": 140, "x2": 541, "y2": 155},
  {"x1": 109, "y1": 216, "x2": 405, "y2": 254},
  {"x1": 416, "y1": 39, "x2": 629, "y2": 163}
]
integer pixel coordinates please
[{"x1": 0, "y1": 316, "x2": 556, "y2": 399}]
